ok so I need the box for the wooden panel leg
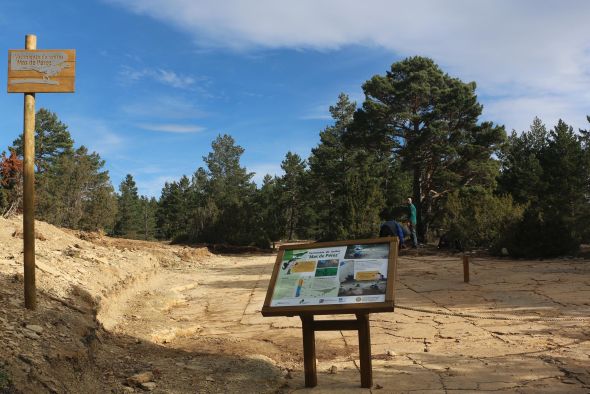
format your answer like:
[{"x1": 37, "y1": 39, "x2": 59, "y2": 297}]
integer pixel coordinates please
[
  {"x1": 356, "y1": 313, "x2": 372, "y2": 388},
  {"x1": 301, "y1": 315, "x2": 317, "y2": 387}
]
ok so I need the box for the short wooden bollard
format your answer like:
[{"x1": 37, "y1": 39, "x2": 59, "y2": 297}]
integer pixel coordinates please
[{"x1": 463, "y1": 255, "x2": 469, "y2": 283}]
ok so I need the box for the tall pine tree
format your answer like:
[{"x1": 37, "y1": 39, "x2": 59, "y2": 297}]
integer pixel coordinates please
[
  {"x1": 353, "y1": 57, "x2": 505, "y2": 240},
  {"x1": 115, "y1": 174, "x2": 142, "y2": 238},
  {"x1": 308, "y1": 93, "x2": 385, "y2": 240}
]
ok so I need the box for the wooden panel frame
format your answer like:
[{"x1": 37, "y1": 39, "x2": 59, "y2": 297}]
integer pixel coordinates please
[
  {"x1": 262, "y1": 237, "x2": 398, "y2": 317},
  {"x1": 7, "y1": 49, "x2": 76, "y2": 93}
]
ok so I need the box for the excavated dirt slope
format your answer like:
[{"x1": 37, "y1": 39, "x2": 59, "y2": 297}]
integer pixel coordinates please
[{"x1": 1, "y1": 216, "x2": 589, "y2": 393}]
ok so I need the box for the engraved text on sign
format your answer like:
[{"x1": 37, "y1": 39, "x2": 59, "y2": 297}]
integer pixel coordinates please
[{"x1": 7, "y1": 49, "x2": 76, "y2": 93}]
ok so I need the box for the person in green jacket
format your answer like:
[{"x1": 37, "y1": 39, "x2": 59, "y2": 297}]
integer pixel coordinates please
[{"x1": 407, "y1": 198, "x2": 418, "y2": 248}]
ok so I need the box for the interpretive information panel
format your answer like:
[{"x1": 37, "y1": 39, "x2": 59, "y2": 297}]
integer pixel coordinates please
[{"x1": 262, "y1": 238, "x2": 397, "y2": 316}]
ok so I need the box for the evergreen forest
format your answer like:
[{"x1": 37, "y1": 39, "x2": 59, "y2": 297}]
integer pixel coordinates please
[{"x1": 2, "y1": 57, "x2": 589, "y2": 257}]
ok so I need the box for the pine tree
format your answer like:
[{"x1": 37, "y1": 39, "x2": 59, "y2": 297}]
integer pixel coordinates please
[
  {"x1": 115, "y1": 174, "x2": 142, "y2": 238},
  {"x1": 354, "y1": 57, "x2": 505, "y2": 240},
  {"x1": 279, "y1": 152, "x2": 306, "y2": 240},
  {"x1": 498, "y1": 117, "x2": 547, "y2": 204},
  {"x1": 499, "y1": 118, "x2": 587, "y2": 256},
  {"x1": 9, "y1": 110, "x2": 117, "y2": 231},
  {"x1": 200, "y1": 134, "x2": 259, "y2": 244},
  {"x1": 39, "y1": 146, "x2": 117, "y2": 231},
  {"x1": 12, "y1": 108, "x2": 74, "y2": 174},
  {"x1": 258, "y1": 174, "x2": 285, "y2": 248},
  {"x1": 139, "y1": 196, "x2": 158, "y2": 240},
  {"x1": 308, "y1": 93, "x2": 386, "y2": 240}
]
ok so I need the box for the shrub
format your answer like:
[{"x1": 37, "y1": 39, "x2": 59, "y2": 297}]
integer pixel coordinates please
[
  {"x1": 498, "y1": 207, "x2": 580, "y2": 258},
  {"x1": 438, "y1": 188, "x2": 525, "y2": 249}
]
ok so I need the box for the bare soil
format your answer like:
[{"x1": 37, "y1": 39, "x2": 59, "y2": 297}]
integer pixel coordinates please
[{"x1": 1, "y1": 216, "x2": 589, "y2": 393}]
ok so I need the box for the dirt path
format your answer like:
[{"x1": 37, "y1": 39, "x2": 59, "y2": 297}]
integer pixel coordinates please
[
  {"x1": 1, "y1": 217, "x2": 588, "y2": 393},
  {"x1": 106, "y1": 252, "x2": 590, "y2": 393}
]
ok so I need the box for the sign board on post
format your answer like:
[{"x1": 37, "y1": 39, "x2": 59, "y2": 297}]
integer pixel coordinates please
[
  {"x1": 7, "y1": 36, "x2": 76, "y2": 310},
  {"x1": 262, "y1": 238, "x2": 397, "y2": 316},
  {"x1": 7, "y1": 49, "x2": 76, "y2": 93},
  {"x1": 261, "y1": 237, "x2": 398, "y2": 388}
]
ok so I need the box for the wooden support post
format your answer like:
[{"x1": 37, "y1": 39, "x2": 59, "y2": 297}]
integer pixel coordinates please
[
  {"x1": 301, "y1": 315, "x2": 317, "y2": 387},
  {"x1": 300, "y1": 313, "x2": 373, "y2": 388},
  {"x1": 463, "y1": 254, "x2": 469, "y2": 283},
  {"x1": 356, "y1": 313, "x2": 373, "y2": 388},
  {"x1": 23, "y1": 34, "x2": 37, "y2": 310}
]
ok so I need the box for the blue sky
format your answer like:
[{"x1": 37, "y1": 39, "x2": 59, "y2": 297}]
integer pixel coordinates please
[{"x1": 1, "y1": 1, "x2": 589, "y2": 197}]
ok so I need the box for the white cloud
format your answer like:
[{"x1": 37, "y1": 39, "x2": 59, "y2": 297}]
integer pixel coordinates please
[
  {"x1": 119, "y1": 66, "x2": 196, "y2": 89},
  {"x1": 121, "y1": 95, "x2": 208, "y2": 119},
  {"x1": 300, "y1": 103, "x2": 332, "y2": 121},
  {"x1": 106, "y1": 0, "x2": 590, "y2": 130},
  {"x1": 482, "y1": 94, "x2": 590, "y2": 133},
  {"x1": 137, "y1": 123, "x2": 205, "y2": 133}
]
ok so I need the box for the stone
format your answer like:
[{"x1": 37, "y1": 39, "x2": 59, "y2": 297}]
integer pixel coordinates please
[
  {"x1": 26, "y1": 324, "x2": 44, "y2": 334},
  {"x1": 18, "y1": 353, "x2": 33, "y2": 364},
  {"x1": 23, "y1": 330, "x2": 40, "y2": 340},
  {"x1": 139, "y1": 382, "x2": 157, "y2": 391},
  {"x1": 126, "y1": 371, "x2": 154, "y2": 386}
]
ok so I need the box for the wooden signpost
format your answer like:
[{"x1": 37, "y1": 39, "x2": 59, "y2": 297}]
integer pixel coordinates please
[
  {"x1": 7, "y1": 35, "x2": 76, "y2": 310},
  {"x1": 262, "y1": 237, "x2": 398, "y2": 388}
]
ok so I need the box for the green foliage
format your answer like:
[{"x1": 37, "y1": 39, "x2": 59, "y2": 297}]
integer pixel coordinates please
[
  {"x1": 114, "y1": 175, "x2": 157, "y2": 240},
  {"x1": 7, "y1": 109, "x2": 117, "y2": 231},
  {"x1": 139, "y1": 196, "x2": 158, "y2": 240},
  {"x1": 37, "y1": 146, "x2": 117, "y2": 231},
  {"x1": 578, "y1": 116, "x2": 590, "y2": 242},
  {"x1": 114, "y1": 174, "x2": 142, "y2": 238},
  {"x1": 500, "y1": 207, "x2": 580, "y2": 258},
  {"x1": 0, "y1": 366, "x2": 14, "y2": 392},
  {"x1": 308, "y1": 93, "x2": 385, "y2": 241},
  {"x1": 12, "y1": 108, "x2": 74, "y2": 174},
  {"x1": 439, "y1": 188, "x2": 524, "y2": 249},
  {"x1": 498, "y1": 118, "x2": 589, "y2": 256},
  {"x1": 199, "y1": 134, "x2": 260, "y2": 244},
  {"x1": 497, "y1": 118, "x2": 547, "y2": 204},
  {"x1": 257, "y1": 175, "x2": 286, "y2": 247},
  {"x1": 156, "y1": 176, "x2": 193, "y2": 240},
  {"x1": 353, "y1": 56, "x2": 506, "y2": 239},
  {"x1": 279, "y1": 152, "x2": 307, "y2": 240},
  {"x1": 157, "y1": 134, "x2": 265, "y2": 246}
]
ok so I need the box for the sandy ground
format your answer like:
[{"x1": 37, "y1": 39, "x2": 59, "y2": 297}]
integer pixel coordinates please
[{"x1": 1, "y1": 216, "x2": 589, "y2": 393}]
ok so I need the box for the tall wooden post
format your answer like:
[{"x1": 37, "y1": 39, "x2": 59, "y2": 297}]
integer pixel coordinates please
[
  {"x1": 8, "y1": 37, "x2": 76, "y2": 310},
  {"x1": 23, "y1": 34, "x2": 37, "y2": 310}
]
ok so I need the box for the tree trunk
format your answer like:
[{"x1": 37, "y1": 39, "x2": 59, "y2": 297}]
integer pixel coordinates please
[{"x1": 413, "y1": 166, "x2": 423, "y2": 242}]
